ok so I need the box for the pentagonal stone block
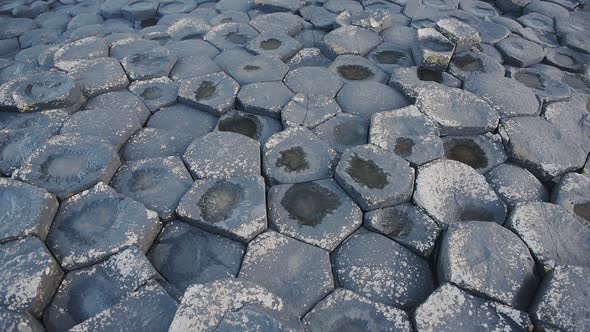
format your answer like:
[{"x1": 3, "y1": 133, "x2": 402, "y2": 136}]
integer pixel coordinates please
[
  {"x1": 499, "y1": 116, "x2": 586, "y2": 182},
  {"x1": 215, "y1": 109, "x2": 282, "y2": 144},
  {"x1": 46, "y1": 182, "x2": 161, "y2": 270},
  {"x1": 237, "y1": 81, "x2": 293, "y2": 119},
  {"x1": 321, "y1": 25, "x2": 382, "y2": 59},
  {"x1": 44, "y1": 247, "x2": 159, "y2": 331},
  {"x1": 544, "y1": 93, "x2": 590, "y2": 154},
  {"x1": 177, "y1": 175, "x2": 266, "y2": 242},
  {"x1": 283, "y1": 66, "x2": 344, "y2": 98},
  {"x1": 178, "y1": 72, "x2": 240, "y2": 117},
  {"x1": 11, "y1": 72, "x2": 81, "y2": 112},
  {"x1": 497, "y1": 35, "x2": 545, "y2": 67},
  {"x1": 14, "y1": 134, "x2": 121, "y2": 200},
  {"x1": 246, "y1": 32, "x2": 302, "y2": 61},
  {"x1": 128, "y1": 76, "x2": 178, "y2": 113},
  {"x1": 302, "y1": 288, "x2": 412, "y2": 332},
  {"x1": 312, "y1": 113, "x2": 369, "y2": 154},
  {"x1": 367, "y1": 42, "x2": 415, "y2": 74},
  {"x1": 263, "y1": 126, "x2": 337, "y2": 184},
  {"x1": 216, "y1": 50, "x2": 289, "y2": 85},
  {"x1": 281, "y1": 94, "x2": 341, "y2": 129},
  {"x1": 435, "y1": 18, "x2": 480, "y2": 53},
  {"x1": 334, "y1": 229, "x2": 434, "y2": 309},
  {"x1": 485, "y1": 163, "x2": 548, "y2": 210},
  {"x1": 169, "y1": 55, "x2": 221, "y2": 81},
  {"x1": 122, "y1": 127, "x2": 193, "y2": 162},
  {"x1": 203, "y1": 22, "x2": 259, "y2": 51},
  {"x1": 415, "y1": 85, "x2": 499, "y2": 136},
  {"x1": 364, "y1": 203, "x2": 441, "y2": 257},
  {"x1": 55, "y1": 57, "x2": 129, "y2": 98},
  {"x1": 147, "y1": 104, "x2": 217, "y2": 139},
  {"x1": 169, "y1": 278, "x2": 303, "y2": 331},
  {"x1": 0, "y1": 308, "x2": 44, "y2": 332},
  {"x1": 414, "y1": 284, "x2": 533, "y2": 332},
  {"x1": 250, "y1": 12, "x2": 304, "y2": 36},
  {"x1": 442, "y1": 134, "x2": 507, "y2": 174},
  {"x1": 0, "y1": 178, "x2": 57, "y2": 243},
  {"x1": 239, "y1": 231, "x2": 334, "y2": 316},
  {"x1": 166, "y1": 17, "x2": 211, "y2": 41},
  {"x1": 552, "y1": 172, "x2": 590, "y2": 226},
  {"x1": 328, "y1": 55, "x2": 388, "y2": 84},
  {"x1": 121, "y1": 47, "x2": 177, "y2": 81},
  {"x1": 53, "y1": 36, "x2": 108, "y2": 62},
  {"x1": 413, "y1": 159, "x2": 507, "y2": 225},
  {"x1": 70, "y1": 281, "x2": 177, "y2": 332},
  {"x1": 336, "y1": 81, "x2": 409, "y2": 120},
  {"x1": 148, "y1": 220, "x2": 245, "y2": 292},
  {"x1": 506, "y1": 202, "x2": 590, "y2": 273},
  {"x1": 530, "y1": 266, "x2": 590, "y2": 332},
  {"x1": 463, "y1": 72, "x2": 540, "y2": 118},
  {"x1": 412, "y1": 28, "x2": 455, "y2": 71},
  {"x1": 0, "y1": 237, "x2": 63, "y2": 317},
  {"x1": 369, "y1": 105, "x2": 443, "y2": 166},
  {"x1": 183, "y1": 131, "x2": 260, "y2": 179},
  {"x1": 268, "y1": 179, "x2": 362, "y2": 251},
  {"x1": 438, "y1": 221, "x2": 538, "y2": 309},
  {"x1": 111, "y1": 157, "x2": 193, "y2": 222},
  {"x1": 336, "y1": 144, "x2": 415, "y2": 211}
]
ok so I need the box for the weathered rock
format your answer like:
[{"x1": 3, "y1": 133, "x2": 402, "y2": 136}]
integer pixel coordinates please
[
  {"x1": 217, "y1": 50, "x2": 289, "y2": 85},
  {"x1": 177, "y1": 175, "x2": 266, "y2": 242},
  {"x1": 435, "y1": 18, "x2": 480, "y2": 52},
  {"x1": 147, "y1": 220, "x2": 245, "y2": 292},
  {"x1": 364, "y1": 203, "x2": 441, "y2": 257},
  {"x1": 313, "y1": 113, "x2": 369, "y2": 154},
  {"x1": 268, "y1": 179, "x2": 362, "y2": 250},
  {"x1": 128, "y1": 77, "x2": 178, "y2": 113},
  {"x1": 169, "y1": 55, "x2": 221, "y2": 81},
  {"x1": 121, "y1": 46, "x2": 177, "y2": 81},
  {"x1": 0, "y1": 308, "x2": 44, "y2": 332},
  {"x1": 302, "y1": 288, "x2": 413, "y2": 332},
  {"x1": 412, "y1": 28, "x2": 455, "y2": 71},
  {"x1": 442, "y1": 134, "x2": 507, "y2": 174},
  {"x1": 169, "y1": 278, "x2": 303, "y2": 332},
  {"x1": 336, "y1": 144, "x2": 415, "y2": 211},
  {"x1": 183, "y1": 131, "x2": 261, "y2": 179},
  {"x1": 281, "y1": 94, "x2": 341, "y2": 129},
  {"x1": 328, "y1": 54, "x2": 388, "y2": 84},
  {"x1": 44, "y1": 247, "x2": 159, "y2": 331},
  {"x1": 497, "y1": 35, "x2": 545, "y2": 67},
  {"x1": 529, "y1": 265, "x2": 590, "y2": 332},
  {"x1": 239, "y1": 231, "x2": 334, "y2": 316},
  {"x1": 110, "y1": 157, "x2": 193, "y2": 222},
  {"x1": 46, "y1": 182, "x2": 161, "y2": 270},
  {"x1": 0, "y1": 237, "x2": 63, "y2": 317},
  {"x1": 506, "y1": 202, "x2": 590, "y2": 273},
  {"x1": 10, "y1": 72, "x2": 81, "y2": 112},
  {"x1": 237, "y1": 81, "x2": 293, "y2": 119},
  {"x1": 485, "y1": 163, "x2": 548, "y2": 209},
  {"x1": 147, "y1": 104, "x2": 217, "y2": 139},
  {"x1": 336, "y1": 81, "x2": 409, "y2": 120},
  {"x1": 178, "y1": 71, "x2": 240, "y2": 117},
  {"x1": 283, "y1": 66, "x2": 344, "y2": 98},
  {"x1": 166, "y1": 17, "x2": 210, "y2": 41},
  {"x1": 414, "y1": 283, "x2": 533, "y2": 332},
  {"x1": 0, "y1": 178, "x2": 57, "y2": 243},
  {"x1": 246, "y1": 32, "x2": 302, "y2": 61},
  {"x1": 56, "y1": 57, "x2": 129, "y2": 98},
  {"x1": 321, "y1": 25, "x2": 382, "y2": 59},
  {"x1": 543, "y1": 93, "x2": 590, "y2": 154},
  {"x1": 552, "y1": 172, "x2": 590, "y2": 226},
  {"x1": 203, "y1": 22, "x2": 259, "y2": 51},
  {"x1": 367, "y1": 42, "x2": 415, "y2": 74},
  {"x1": 263, "y1": 126, "x2": 337, "y2": 184},
  {"x1": 14, "y1": 134, "x2": 121, "y2": 200},
  {"x1": 499, "y1": 116, "x2": 586, "y2": 181},
  {"x1": 215, "y1": 109, "x2": 283, "y2": 144},
  {"x1": 334, "y1": 229, "x2": 434, "y2": 309}
]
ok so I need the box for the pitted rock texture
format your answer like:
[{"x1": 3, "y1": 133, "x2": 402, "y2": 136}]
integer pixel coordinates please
[{"x1": 1, "y1": 0, "x2": 590, "y2": 330}]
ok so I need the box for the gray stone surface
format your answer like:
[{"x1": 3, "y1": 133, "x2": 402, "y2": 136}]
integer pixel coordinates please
[
  {"x1": 169, "y1": 278, "x2": 303, "y2": 332},
  {"x1": 268, "y1": 179, "x2": 362, "y2": 251},
  {"x1": 552, "y1": 172, "x2": 590, "y2": 226},
  {"x1": 281, "y1": 94, "x2": 341, "y2": 129},
  {"x1": 334, "y1": 229, "x2": 434, "y2": 309},
  {"x1": 321, "y1": 25, "x2": 382, "y2": 59},
  {"x1": 336, "y1": 144, "x2": 415, "y2": 211},
  {"x1": 46, "y1": 182, "x2": 161, "y2": 270},
  {"x1": 178, "y1": 71, "x2": 240, "y2": 117},
  {"x1": 215, "y1": 109, "x2": 283, "y2": 144},
  {"x1": 485, "y1": 163, "x2": 548, "y2": 209},
  {"x1": 283, "y1": 66, "x2": 344, "y2": 98},
  {"x1": 177, "y1": 175, "x2": 266, "y2": 243},
  {"x1": 313, "y1": 113, "x2": 369, "y2": 154},
  {"x1": 412, "y1": 27, "x2": 455, "y2": 71},
  {"x1": 0, "y1": 308, "x2": 44, "y2": 332},
  {"x1": 122, "y1": 127, "x2": 193, "y2": 161},
  {"x1": 237, "y1": 81, "x2": 293, "y2": 118},
  {"x1": 147, "y1": 220, "x2": 245, "y2": 292},
  {"x1": 239, "y1": 231, "x2": 334, "y2": 316},
  {"x1": 414, "y1": 283, "x2": 533, "y2": 332},
  {"x1": 147, "y1": 103, "x2": 217, "y2": 139},
  {"x1": 0, "y1": 237, "x2": 63, "y2": 317},
  {"x1": 442, "y1": 134, "x2": 507, "y2": 174},
  {"x1": 506, "y1": 202, "x2": 590, "y2": 273},
  {"x1": 336, "y1": 81, "x2": 410, "y2": 120}
]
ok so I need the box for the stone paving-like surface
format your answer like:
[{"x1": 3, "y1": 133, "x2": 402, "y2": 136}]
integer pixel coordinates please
[{"x1": 1, "y1": 0, "x2": 590, "y2": 331}]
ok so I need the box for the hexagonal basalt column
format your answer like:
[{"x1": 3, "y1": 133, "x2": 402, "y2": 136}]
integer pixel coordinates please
[
  {"x1": 239, "y1": 231, "x2": 334, "y2": 316},
  {"x1": 11, "y1": 72, "x2": 82, "y2": 112},
  {"x1": 0, "y1": 237, "x2": 63, "y2": 317},
  {"x1": 268, "y1": 179, "x2": 362, "y2": 251},
  {"x1": 13, "y1": 134, "x2": 121, "y2": 200},
  {"x1": 176, "y1": 175, "x2": 266, "y2": 243},
  {"x1": 335, "y1": 144, "x2": 415, "y2": 211},
  {"x1": 321, "y1": 26, "x2": 382, "y2": 59},
  {"x1": 46, "y1": 182, "x2": 161, "y2": 270},
  {"x1": 178, "y1": 72, "x2": 240, "y2": 117},
  {"x1": 263, "y1": 126, "x2": 337, "y2": 184}
]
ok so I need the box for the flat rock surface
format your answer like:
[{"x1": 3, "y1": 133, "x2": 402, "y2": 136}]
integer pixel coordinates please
[{"x1": 1, "y1": 0, "x2": 590, "y2": 330}]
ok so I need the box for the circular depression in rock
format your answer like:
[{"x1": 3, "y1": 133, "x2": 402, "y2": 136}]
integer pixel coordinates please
[
  {"x1": 337, "y1": 65, "x2": 374, "y2": 80},
  {"x1": 346, "y1": 154, "x2": 389, "y2": 189},
  {"x1": 453, "y1": 54, "x2": 483, "y2": 71},
  {"x1": 573, "y1": 202, "x2": 590, "y2": 222},
  {"x1": 198, "y1": 180, "x2": 244, "y2": 223},
  {"x1": 140, "y1": 86, "x2": 161, "y2": 100},
  {"x1": 58, "y1": 198, "x2": 120, "y2": 245},
  {"x1": 218, "y1": 115, "x2": 260, "y2": 139},
  {"x1": 39, "y1": 151, "x2": 91, "y2": 184},
  {"x1": 280, "y1": 182, "x2": 341, "y2": 226},
  {"x1": 127, "y1": 168, "x2": 165, "y2": 193},
  {"x1": 259, "y1": 38, "x2": 282, "y2": 50},
  {"x1": 194, "y1": 81, "x2": 217, "y2": 101},
  {"x1": 374, "y1": 50, "x2": 406, "y2": 64},
  {"x1": 394, "y1": 137, "x2": 415, "y2": 158},
  {"x1": 444, "y1": 139, "x2": 488, "y2": 170},
  {"x1": 275, "y1": 146, "x2": 310, "y2": 173}
]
